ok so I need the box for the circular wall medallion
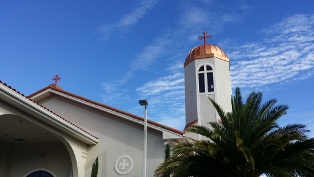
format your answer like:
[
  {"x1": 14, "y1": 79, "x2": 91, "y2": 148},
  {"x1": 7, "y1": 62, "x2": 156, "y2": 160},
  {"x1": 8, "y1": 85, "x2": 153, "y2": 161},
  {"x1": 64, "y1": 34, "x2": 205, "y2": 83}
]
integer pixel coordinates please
[{"x1": 114, "y1": 155, "x2": 133, "y2": 175}]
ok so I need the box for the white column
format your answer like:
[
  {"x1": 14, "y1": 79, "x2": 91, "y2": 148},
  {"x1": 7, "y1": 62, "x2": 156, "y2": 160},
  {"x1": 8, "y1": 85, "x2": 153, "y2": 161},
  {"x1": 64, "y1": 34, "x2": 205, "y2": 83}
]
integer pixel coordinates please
[{"x1": 143, "y1": 105, "x2": 147, "y2": 177}]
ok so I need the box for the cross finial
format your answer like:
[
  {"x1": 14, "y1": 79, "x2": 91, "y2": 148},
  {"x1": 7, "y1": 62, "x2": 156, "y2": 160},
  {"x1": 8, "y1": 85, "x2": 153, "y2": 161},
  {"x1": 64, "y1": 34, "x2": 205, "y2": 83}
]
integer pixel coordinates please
[
  {"x1": 52, "y1": 75, "x2": 61, "y2": 85},
  {"x1": 198, "y1": 31, "x2": 212, "y2": 45}
]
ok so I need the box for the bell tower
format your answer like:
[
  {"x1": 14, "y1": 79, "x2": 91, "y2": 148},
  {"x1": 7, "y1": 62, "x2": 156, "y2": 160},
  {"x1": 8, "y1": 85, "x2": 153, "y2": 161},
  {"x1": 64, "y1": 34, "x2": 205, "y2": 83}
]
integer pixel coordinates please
[{"x1": 184, "y1": 32, "x2": 232, "y2": 134}]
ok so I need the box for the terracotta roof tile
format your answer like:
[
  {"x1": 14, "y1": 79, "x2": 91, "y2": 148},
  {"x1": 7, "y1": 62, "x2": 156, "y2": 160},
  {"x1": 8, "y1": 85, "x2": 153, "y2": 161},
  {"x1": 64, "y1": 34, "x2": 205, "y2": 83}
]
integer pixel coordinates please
[{"x1": 184, "y1": 119, "x2": 198, "y2": 132}]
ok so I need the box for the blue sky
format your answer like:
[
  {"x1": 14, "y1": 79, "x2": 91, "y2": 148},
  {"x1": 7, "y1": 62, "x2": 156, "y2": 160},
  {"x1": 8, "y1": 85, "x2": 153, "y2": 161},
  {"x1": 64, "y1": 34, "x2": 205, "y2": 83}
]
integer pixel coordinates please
[{"x1": 1, "y1": 0, "x2": 314, "y2": 136}]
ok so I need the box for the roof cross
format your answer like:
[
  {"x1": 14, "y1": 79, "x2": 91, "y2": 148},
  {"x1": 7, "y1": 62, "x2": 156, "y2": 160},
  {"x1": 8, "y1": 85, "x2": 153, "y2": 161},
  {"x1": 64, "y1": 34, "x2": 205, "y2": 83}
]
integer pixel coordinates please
[
  {"x1": 198, "y1": 31, "x2": 212, "y2": 45},
  {"x1": 52, "y1": 75, "x2": 61, "y2": 85}
]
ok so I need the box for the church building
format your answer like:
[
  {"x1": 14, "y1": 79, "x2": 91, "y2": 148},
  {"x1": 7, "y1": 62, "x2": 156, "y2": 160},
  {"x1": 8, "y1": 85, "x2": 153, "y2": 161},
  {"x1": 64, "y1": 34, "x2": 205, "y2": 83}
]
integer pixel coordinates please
[{"x1": 0, "y1": 32, "x2": 231, "y2": 177}]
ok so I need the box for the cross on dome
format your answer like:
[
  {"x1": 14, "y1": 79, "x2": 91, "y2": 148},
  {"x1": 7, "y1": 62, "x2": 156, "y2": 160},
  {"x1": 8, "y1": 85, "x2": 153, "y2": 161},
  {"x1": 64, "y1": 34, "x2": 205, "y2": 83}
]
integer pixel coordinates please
[
  {"x1": 52, "y1": 75, "x2": 61, "y2": 85},
  {"x1": 198, "y1": 31, "x2": 212, "y2": 45}
]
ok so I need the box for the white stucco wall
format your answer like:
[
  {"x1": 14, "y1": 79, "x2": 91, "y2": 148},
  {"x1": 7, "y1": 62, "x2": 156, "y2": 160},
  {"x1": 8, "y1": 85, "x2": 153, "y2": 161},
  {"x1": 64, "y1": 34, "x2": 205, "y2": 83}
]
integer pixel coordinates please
[
  {"x1": 39, "y1": 96, "x2": 166, "y2": 177},
  {"x1": 6, "y1": 142, "x2": 71, "y2": 177},
  {"x1": 214, "y1": 58, "x2": 232, "y2": 113},
  {"x1": 184, "y1": 61, "x2": 198, "y2": 125}
]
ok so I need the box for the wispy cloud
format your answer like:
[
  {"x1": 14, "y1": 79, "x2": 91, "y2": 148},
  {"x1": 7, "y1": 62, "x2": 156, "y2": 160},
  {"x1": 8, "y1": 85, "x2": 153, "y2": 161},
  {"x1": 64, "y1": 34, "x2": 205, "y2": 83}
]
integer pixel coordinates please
[
  {"x1": 100, "y1": 1, "x2": 250, "y2": 129},
  {"x1": 130, "y1": 2, "x2": 250, "y2": 130},
  {"x1": 101, "y1": 34, "x2": 173, "y2": 103},
  {"x1": 101, "y1": 81, "x2": 131, "y2": 105},
  {"x1": 134, "y1": 13, "x2": 314, "y2": 130},
  {"x1": 97, "y1": 0, "x2": 160, "y2": 40},
  {"x1": 230, "y1": 14, "x2": 314, "y2": 89},
  {"x1": 179, "y1": 2, "x2": 245, "y2": 42},
  {"x1": 136, "y1": 73, "x2": 184, "y2": 96},
  {"x1": 129, "y1": 36, "x2": 173, "y2": 72},
  {"x1": 98, "y1": 0, "x2": 164, "y2": 103},
  {"x1": 179, "y1": 6, "x2": 209, "y2": 29},
  {"x1": 136, "y1": 71, "x2": 186, "y2": 129}
]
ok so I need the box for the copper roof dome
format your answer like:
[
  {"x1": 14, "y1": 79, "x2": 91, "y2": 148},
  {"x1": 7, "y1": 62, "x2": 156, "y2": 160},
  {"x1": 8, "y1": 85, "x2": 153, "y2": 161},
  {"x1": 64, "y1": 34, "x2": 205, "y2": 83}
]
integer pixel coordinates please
[{"x1": 184, "y1": 44, "x2": 229, "y2": 67}]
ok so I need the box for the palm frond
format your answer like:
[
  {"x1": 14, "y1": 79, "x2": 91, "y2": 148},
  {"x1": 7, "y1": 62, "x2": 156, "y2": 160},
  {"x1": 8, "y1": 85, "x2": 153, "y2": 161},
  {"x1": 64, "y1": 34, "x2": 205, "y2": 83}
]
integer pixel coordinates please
[{"x1": 155, "y1": 87, "x2": 314, "y2": 177}]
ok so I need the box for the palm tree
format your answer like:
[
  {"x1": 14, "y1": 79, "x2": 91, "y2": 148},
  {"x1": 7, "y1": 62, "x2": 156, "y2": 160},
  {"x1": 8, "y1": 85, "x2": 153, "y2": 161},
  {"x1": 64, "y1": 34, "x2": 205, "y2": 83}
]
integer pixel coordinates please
[{"x1": 155, "y1": 87, "x2": 314, "y2": 177}]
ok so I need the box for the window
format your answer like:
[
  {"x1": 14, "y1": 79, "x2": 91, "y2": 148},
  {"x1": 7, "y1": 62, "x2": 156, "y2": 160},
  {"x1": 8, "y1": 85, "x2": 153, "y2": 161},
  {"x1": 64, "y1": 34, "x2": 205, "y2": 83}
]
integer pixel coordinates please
[
  {"x1": 27, "y1": 171, "x2": 53, "y2": 177},
  {"x1": 198, "y1": 64, "x2": 214, "y2": 93}
]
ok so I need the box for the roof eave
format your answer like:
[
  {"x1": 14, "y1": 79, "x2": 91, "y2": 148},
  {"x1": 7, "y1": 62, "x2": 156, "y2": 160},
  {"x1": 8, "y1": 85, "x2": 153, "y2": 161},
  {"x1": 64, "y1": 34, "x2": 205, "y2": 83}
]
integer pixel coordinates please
[{"x1": 0, "y1": 83, "x2": 99, "y2": 145}]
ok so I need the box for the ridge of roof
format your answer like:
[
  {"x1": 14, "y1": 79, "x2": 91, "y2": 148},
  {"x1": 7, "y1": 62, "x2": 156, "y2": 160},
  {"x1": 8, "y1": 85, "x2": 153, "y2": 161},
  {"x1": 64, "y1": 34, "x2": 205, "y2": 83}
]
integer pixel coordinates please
[
  {"x1": 0, "y1": 81, "x2": 98, "y2": 140},
  {"x1": 27, "y1": 84, "x2": 59, "y2": 98},
  {"x1": 28, "y1": 84, "x2": 184, "y2": 135}
]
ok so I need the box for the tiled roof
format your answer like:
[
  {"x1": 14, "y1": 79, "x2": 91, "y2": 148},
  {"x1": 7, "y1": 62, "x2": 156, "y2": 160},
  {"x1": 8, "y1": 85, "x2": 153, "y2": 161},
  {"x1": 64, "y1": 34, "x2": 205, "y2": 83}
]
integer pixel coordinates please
[
  {"x1": 0, "y1": 81, "x2": 98, "y2": 140},
  {"x1": 184, "y1": 119, "x2": 198, "y2": 132},
  {"x1": 28, "y1": 84, "x2": 184, "y2": 135}
]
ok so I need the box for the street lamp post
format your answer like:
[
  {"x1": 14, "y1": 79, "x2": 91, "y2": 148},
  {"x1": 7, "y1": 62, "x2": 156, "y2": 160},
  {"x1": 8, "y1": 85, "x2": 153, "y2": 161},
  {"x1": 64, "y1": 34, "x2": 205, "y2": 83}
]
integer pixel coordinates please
[{"x1": 139, "y1": 100, "x2": 148, "y2": 177}]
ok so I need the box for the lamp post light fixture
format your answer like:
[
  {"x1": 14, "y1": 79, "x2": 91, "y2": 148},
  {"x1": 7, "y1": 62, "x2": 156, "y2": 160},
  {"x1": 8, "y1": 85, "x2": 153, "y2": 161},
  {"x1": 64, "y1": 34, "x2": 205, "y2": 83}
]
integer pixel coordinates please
[
  {"x1": 139, "y1": 100, "x2": 148, "y2": 106},
  {"x1": 139, "y1": 99, "x2": 148, "y2": 177}
]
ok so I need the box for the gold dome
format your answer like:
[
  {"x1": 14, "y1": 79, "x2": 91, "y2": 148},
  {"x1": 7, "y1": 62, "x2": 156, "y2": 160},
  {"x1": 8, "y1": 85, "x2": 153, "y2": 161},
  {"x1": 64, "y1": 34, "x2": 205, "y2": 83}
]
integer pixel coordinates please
[{"x1": 184, "y1": 44, "x2": 229, "y2": 67}]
